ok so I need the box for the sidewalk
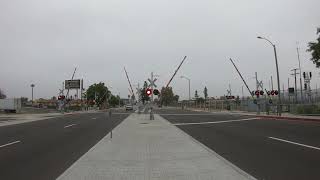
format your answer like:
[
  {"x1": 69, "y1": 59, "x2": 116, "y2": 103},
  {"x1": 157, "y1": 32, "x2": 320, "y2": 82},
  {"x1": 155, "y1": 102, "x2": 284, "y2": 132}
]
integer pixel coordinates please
[{"x1": 57, "y1": 113, "x2": 255, "y2": 180}]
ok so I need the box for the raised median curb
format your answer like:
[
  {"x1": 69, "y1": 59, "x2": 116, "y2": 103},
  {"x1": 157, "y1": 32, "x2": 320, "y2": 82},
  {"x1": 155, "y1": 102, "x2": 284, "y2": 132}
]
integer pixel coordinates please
[
  {"x1": 57, "y1": 113, "x2": 256, "y2": 180},
  {"x1": 177, "y1": 107, "x2": 320, "y2": 123},
  {"x1": 256, "y1": 115, "x2": 320, "y2": 122}
]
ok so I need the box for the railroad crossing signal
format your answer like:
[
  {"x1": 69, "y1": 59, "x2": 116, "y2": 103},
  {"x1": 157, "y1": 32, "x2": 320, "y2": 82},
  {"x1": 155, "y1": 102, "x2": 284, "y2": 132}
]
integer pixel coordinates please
[
  {"x1": 148, "y1": 78, "x2": 157, "y2": 88},
  {"x1": 226, "y1": 96, "x2": 235, "y2": 99},
  {"x1": 266, "y1": 90, "x2": 278, "y2": 96}
]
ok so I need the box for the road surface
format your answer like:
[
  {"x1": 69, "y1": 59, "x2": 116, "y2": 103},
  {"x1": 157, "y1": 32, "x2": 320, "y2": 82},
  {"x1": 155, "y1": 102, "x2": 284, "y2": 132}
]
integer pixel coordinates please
[
  {"x1": 156, "y1": 108, "x2": 320, "y2": 180},
  {"x1": 0, "y1": 111, "x2": 129, "y2": 180}
]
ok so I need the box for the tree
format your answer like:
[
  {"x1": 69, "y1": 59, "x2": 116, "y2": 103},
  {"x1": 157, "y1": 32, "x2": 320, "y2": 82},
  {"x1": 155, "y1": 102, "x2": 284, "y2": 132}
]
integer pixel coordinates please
[
  {"x1": 197, "y1": 97, "x2": 205, "y2": 103},
  {"x1": 85, "y1": 82, "x2": 110, "y2": 107},
  {"x1": 0, "y1": 88, "x2": 6, "y2": 99},
  {"x1": 307, "y1": 27, "x2": 320, "y2": 67},
  {"x1": 203, "y1": 86, "x2": 208, "y2": 99},
  {"x1": 194, "y1": 90, "x2": 199, "y2": 99},
  {"x1": 108, "y1": 95, "x2": 120, "y2": 107},
  {"x1": 21, "y1": 97, "x2": 28, "y2": 105},
  {"x1": 174, "y1": 95, "x2": 179, "y2": 102},
  {"x1": 160, "y1": 86, "x2": 175, "y2": 106},
  {"x1": 140, "y1": 81, "x2": 150, "y2": 104}
]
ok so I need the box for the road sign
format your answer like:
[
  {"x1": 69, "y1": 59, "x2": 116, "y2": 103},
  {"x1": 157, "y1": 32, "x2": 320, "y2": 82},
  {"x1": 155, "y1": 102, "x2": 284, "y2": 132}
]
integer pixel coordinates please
[{"x1": 65, "y1": 79, "x2": 81, "y2": 89}]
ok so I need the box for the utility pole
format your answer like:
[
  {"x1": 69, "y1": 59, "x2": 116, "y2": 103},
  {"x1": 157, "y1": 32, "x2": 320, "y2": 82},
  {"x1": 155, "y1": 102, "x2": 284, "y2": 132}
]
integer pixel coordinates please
[
  {"x1": 180, "y1": 76, "x2": 191, "y2": 100},
  {"x1": 242, "y1": 86, "x2": 244, "y2": 100},
  {"x1": 283, "y1": 83, "x2": 285, "y2": 102},
  {"x1": 291, "y1": 68, "x2": 299, "y2": 103},
  {"x1": 296, "y1": 44, "x2": 304, "y2": 103},
  {"x1": 288, "y1": 78, "x2": 290, "y2": 103},
  {"x1": 255, "y1": 72, "x2": 259, "y2": 90}
]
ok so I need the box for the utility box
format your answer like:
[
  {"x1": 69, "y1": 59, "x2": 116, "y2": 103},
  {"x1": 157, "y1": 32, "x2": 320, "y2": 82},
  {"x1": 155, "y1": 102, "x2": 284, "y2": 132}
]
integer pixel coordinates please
[{"x1": 0, "y1": 98, "x2": 22, "y2": 113}]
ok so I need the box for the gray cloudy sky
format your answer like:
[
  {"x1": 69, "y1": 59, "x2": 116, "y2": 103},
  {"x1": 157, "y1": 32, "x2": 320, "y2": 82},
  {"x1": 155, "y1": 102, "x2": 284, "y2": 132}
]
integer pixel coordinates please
[{"x1": 1, "y1": 0, "x2": 319, "y2": 100}]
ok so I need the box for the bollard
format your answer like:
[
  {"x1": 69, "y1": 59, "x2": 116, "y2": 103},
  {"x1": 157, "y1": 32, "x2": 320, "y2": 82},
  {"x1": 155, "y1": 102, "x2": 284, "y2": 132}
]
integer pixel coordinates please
[{"x1": 150, "y1": 107, "x2": 154, "y2": 120}]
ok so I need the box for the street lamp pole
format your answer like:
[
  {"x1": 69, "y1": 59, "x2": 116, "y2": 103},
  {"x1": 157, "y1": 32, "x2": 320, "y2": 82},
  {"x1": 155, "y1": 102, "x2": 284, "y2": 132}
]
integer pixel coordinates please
[
  {"x1": 257, "y1": 36, "x2": 282, "y2": 116},
  {"x1": 30, "y1": 84, "x2": 35, "y2": 105},
  {"x1": 180, "y1": 76, "x2": 191, "y2": 100}
]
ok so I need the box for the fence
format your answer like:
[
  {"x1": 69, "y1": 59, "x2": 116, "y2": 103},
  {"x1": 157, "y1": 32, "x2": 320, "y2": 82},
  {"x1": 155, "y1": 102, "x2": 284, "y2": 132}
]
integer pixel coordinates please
[{"x1": 177, "y1": 95, "x2": 320, "y2": 115}]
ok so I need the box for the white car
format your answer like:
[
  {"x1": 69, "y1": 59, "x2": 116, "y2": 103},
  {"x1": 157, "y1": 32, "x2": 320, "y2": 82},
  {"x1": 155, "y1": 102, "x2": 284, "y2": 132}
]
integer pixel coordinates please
[{"x1": 125, "y1": 104, "x2": 133, "y2": 111}]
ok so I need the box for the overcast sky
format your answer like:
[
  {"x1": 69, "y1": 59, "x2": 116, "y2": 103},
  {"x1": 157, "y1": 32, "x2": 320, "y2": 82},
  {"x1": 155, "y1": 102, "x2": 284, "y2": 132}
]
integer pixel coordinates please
[{"x1": 0, "y1": 0, "x2": 319, "y2": 100}]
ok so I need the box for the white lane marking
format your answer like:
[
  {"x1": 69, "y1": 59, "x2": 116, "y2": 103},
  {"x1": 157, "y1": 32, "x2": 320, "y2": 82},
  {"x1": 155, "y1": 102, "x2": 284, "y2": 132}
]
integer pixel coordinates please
[
  {"x1": 269, "y1": 136, "x2": 320, "y2": 151},
  {"x1": 173, "y1": 117, "x2": 259, "y2": 126},
  {"x1": 64, "y1": 124, "x2": 77, "y2": 128},
  {"x1": 0, "y1": 140, "x2": 21, "y2": 148}
]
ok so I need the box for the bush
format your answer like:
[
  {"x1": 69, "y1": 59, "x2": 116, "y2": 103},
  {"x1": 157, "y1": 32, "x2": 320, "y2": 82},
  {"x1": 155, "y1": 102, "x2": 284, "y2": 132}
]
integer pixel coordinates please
[{"x1": 294, "y1": 105, "x2": 320, "y2": 114}]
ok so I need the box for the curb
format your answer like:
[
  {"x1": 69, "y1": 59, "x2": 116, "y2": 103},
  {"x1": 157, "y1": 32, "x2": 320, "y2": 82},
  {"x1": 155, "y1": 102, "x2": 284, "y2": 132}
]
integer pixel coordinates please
[
  {"x1": 172, "y1": 107, "x2": 320, "y2": 123},
  {"x1": 256, "y1": 115, "x2": 320, "y2": 122}
]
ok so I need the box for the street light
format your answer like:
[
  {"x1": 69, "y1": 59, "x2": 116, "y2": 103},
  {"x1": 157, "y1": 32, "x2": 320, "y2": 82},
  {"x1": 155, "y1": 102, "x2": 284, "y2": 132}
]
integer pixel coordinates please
[
  {"x1": 180, "y1": 76, "x2": 191, "y2": 100},
  {"x1": 30, "y1": 84, "x2": 35, "y2": 105},
  {"x1": 257, "y1": 36, "x2": 282, "y2": 116}
]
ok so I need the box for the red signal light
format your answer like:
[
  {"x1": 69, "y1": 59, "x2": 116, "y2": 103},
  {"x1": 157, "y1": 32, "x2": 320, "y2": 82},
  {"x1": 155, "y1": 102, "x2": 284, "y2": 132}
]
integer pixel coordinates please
[
  {"x1": 259, "y1": 90, "x2": 264, "y2": 96},
  {"x1": 271, "y1": 90, "x2": 275, "y2": 96},
  {"x1": 146, "y1": 88, "x2": 152, "y2": 96},
  {"x1": 255, "y1": 90, "x2": 260, "y2": 97}
]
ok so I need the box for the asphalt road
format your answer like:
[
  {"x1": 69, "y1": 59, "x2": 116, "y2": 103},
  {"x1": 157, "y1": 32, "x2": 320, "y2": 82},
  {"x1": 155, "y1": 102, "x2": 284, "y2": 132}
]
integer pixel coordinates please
[
  {"x1": 157, "y1": 108, "x2": 320, "y2": 180},
  {"x1": 0, "y1": 111, "x2": 130, "y2": 180}
]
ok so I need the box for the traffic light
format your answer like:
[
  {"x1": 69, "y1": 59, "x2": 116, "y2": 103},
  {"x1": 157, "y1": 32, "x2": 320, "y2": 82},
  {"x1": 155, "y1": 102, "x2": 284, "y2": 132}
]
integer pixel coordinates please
[
  {"x1": 310, "y1": 72, "x2": 312, "y2": 78},
  {"x1": 274, "y1": 90, "x2": 278, "y2": 95},
  {"x1": 153, "y1": 89, "x2": 160, "y2": 95},
  {"x1": 303, "y1": 72, "x2": 306, "y2": 78},
  {"x1": 146, "y1": 88, "x2": 152, "y2": 96},
  {"x1": 304, "y1": 83, "x2": 307, "y2": 90}
]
